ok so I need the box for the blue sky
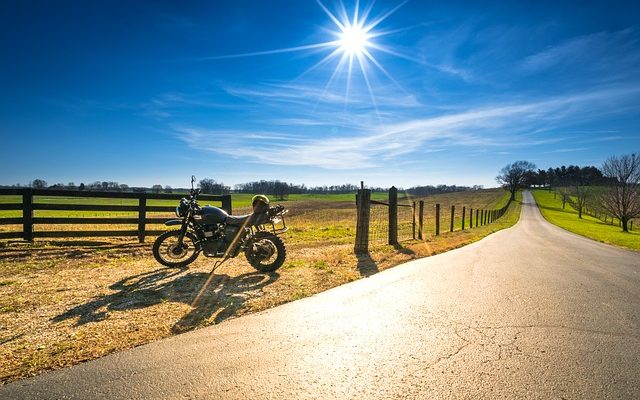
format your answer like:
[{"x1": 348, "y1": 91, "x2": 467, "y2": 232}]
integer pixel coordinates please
[{"x1": 1, "y1": 0, "x2": 639, "y2": 188}]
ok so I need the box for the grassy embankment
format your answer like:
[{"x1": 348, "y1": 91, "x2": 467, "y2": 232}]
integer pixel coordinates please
[
  {"x1": 532, "y1": 189, "x2": 639, "y2": 250},
  {"x1": 0, "y1": 188, "x2": 520, "y2": 383}
]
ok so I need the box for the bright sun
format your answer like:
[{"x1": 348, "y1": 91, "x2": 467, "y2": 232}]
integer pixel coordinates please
[
  {"x1": 209, "y1": 0, "x2": 409, "y2": 110},
  {"x1": 339, "y1": 24, "x2": 370, "y2": 56}
]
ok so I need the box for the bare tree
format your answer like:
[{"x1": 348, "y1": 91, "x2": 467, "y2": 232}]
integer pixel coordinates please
[
  {"x1": 557, "y1": 187, "x2": 571, "y2": 209},
  {"x1": 599, "y1": 153, "x2": 640, "y2": 232},
  {"x1": 198, "y1": 178, "x2": 229, "y2": 194},
  {"x1": 31, "y1": 179, "x2": 48, "y2": 189},
  {"x1": 151, "y1": 184, "x2": 163, "y2": 194},
  {"x1": 567, "y1": 185, "x2": 591, "y2": 218},
  {"x1": 496, "y1": 161, "x2": 536, "y2": 201},
  {"x1": 164, "y1": 185, "x2": 173, "y2": 193}
]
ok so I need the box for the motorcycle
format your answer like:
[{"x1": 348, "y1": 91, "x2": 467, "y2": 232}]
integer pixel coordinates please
[{"x1": 152, "y1": 176, "x2": 288, "y2": 272}]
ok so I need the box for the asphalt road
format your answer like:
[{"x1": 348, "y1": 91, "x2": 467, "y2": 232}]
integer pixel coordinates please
[{"x1": 3, "y1": 191, "x2": 640, "y2": 399}]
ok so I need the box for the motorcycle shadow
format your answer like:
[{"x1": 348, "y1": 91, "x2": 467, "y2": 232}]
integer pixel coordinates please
[{"x1": 52, "y1": 267, "x2": 280, "y2": 334}]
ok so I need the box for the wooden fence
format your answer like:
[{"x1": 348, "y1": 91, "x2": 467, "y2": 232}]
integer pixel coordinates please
[
  {"x1": 0, "y1": 188, "x2": 232, "y2": 243},
  {"x1": 354, "y1": 187, "x2": 511, "y2": 253}
]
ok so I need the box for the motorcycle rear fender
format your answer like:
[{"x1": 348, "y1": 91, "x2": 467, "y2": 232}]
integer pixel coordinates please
[{"x1": 164, "y1": 219, "x2": 183, "y2": 226}]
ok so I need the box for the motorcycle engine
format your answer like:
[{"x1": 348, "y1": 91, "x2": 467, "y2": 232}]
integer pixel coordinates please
[
  {"x1": 224, "y1": 226, "x2": 239, "y2": 243},
  {"x1": 202, "y1": 224, "x2": 225, "y2": 256}
]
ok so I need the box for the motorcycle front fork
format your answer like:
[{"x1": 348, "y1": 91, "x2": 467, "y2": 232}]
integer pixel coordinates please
[{"x1": 176, "y1": 215, "x2": 190, "y2": 247}]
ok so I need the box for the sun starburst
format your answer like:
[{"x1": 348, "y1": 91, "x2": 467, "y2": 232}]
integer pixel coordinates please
[
  {"x1": 203, "y1": 1, "x2": 409, "y2": 112},
  {"x1": 339, "y1": 23, "x2": 371, "y2": 56}
]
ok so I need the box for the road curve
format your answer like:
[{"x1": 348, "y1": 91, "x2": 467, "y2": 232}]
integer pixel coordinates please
[{"x1": 3, "y1": 191, "x2": 640, "y2": 399}]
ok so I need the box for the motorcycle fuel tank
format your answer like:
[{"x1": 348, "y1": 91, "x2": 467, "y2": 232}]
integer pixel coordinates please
[{"x1": 199, "y1": 206, "x2": 229, "y2": 224}]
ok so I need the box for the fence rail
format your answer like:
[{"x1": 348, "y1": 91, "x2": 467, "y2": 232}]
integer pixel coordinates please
[
  {"x1": 0, "y1": 188, "x2": 232, "y2": 242},
  {"x1": 354, "y1": 186, "x2": 512, "y2": 254}
]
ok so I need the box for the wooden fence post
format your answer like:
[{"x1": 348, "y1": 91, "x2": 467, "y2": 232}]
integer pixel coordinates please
[
  {"x1": 469, "y1": 208, "x2": 473, "y2": 228},
  {"x1": 22, "y1": 188, "x2": 33, "y2": 242},
  {"x1": 354, "y1": 189, "x2": 371, "y2": 253},
  {"x1": 388, "y1": 186, "x2": 398, "y2": 245},
  {"x1": 137, "y1": 194, "x2": 147, "y2": 243},
  {"x1": 221, "y1": 195, "x2": 233, "y2": 214},
  {"x1": 476, "y1": 209, "x2": 479, "y2": 227},
  {"x1": 435, "y1": 203, "x2": 440, "y2": 236},
  {"x1": 462, "y1": 206, "x2": 466, "y2": 230},
  {"x1": 418, "y1": 200, "x2": 424, "y2": 240},
  {"x1": 412, "y1": 201, "x2": 416, "y2": 240}
]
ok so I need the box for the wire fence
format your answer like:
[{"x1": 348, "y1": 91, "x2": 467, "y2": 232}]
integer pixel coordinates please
[
  {"x1": 397, "y1": 204, "x2": 415, "y2": 242},
  {"x1": 368, "y1": 202, "x2": 389, "y2": 245},
  {"x1": 355, "y1": 186, "x2": 512, "y2": 253}
]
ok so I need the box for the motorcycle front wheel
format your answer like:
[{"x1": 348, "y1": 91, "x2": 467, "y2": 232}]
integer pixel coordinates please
[
  {"x1": 152, "y1": 230, "x2": 200, "y2": 267},
  {"x1": 245, "y1": 231, "x2": 286, "y2": 272}
]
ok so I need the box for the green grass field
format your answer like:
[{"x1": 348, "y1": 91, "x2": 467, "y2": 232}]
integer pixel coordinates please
[{"x1": 532, "y1": 189, "x2": 640, "y2": 250}]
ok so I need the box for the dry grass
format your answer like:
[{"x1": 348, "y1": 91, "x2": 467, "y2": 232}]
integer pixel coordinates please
[{"x1": 0, "y1": 189, "x2": 520, "y2": 384}]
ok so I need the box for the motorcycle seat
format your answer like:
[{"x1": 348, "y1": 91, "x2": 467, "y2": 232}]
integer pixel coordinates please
[{"x1": 225, "y1": 214, "x2": 253, "y2": 226}]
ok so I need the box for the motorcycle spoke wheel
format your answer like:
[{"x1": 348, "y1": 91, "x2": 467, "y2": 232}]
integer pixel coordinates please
[
  {"x1": 245, "y1": 232, "x2": 286, "y2": 272},
  {"x1": 153, "y1": 231, "x2": 199, "y2": 267}
]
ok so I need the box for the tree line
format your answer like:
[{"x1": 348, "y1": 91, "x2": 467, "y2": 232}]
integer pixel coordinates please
[
  {"x1": 6, "y1": 178, "x2": 479, "y2": 199},
  {"x1": 233, "y1": 180, "x2": 477, "y2": 199},
  {"x1": 7, "y1": 180, "x2": 176, "y2": 194},
  {"x1": 497, "y1": 153, "x2": 640, "y2": 232}
]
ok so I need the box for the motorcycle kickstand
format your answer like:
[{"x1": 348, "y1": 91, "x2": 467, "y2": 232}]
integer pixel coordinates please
[{"x1": 210, "y1": 257, "x2": 230, "y2": 273}]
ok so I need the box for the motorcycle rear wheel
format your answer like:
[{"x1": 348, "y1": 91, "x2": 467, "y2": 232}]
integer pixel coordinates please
[
  {"x1": 245, "y1": 231, "x2": 286, "y2": 272},
  {"x1": 152, "y1": 230, "x2": 200, "y2": 267}
]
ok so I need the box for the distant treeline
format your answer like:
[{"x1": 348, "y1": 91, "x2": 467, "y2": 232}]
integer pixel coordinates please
[
  {"x1": 234, "y1": 180, "x2": 480, "y2": 199},
  {"x1": 6, "y1": 180, "x2": 161, "y2": 193},
  {"x1": 523, "y1": 165, "x2": 614, "y2": 187},
  {"x1": 5, "y1": 178, "x2": 481, "y2": 198},
  {"x1": 404, "y1": 184, "x2": 483, "y2": 196}
]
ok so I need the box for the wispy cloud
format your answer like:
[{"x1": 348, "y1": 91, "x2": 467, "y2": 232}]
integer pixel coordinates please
[
  {"x1": 142, "y1": 91, "x2": 243, "y2": 118},
  {"x1": 173, "y1": 84, "x2": 640, "y2": 169},
  {"x1": 225, "y1": 82, "x2": 422, "y2": 109},
  {"x1": 520, "y1": 29, "x2": 640, "y2": 77},
  {"x1": 548, "y1": 147, "x2": 592, "y2": 154}
]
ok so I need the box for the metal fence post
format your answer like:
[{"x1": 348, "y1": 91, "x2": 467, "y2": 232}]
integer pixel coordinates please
[
  {"x1": 450, "y1": 205, "x2": 455, "y2": 232},
  {"x1": 388, "y1": 186, "x2": 398, "y2": 245},
  {"x1": 354, "y1": 189, "x2": 371, "y2": 253},
  {"x1": 462, "y1": 206, "x2": 466, "y2": 230}
]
